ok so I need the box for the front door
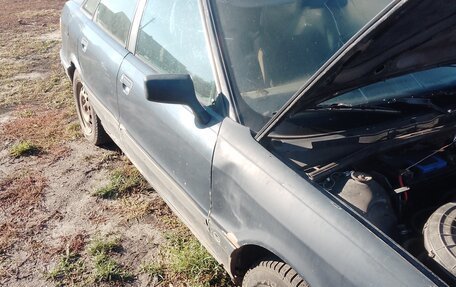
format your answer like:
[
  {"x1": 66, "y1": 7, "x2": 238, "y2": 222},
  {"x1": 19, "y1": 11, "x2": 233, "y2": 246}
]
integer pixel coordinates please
[{"x1": 117, "y1": 0, "x2": 222, "y2": 231}]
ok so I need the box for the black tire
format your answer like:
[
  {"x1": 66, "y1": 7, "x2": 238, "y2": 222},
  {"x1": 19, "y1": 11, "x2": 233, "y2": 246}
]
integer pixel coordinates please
[
  {"x1": 73, "y1": 70, "x2": 110, "y2": 146},
  {"x1": 242, "y1": 260, "x2": 310, "y2": 287}
]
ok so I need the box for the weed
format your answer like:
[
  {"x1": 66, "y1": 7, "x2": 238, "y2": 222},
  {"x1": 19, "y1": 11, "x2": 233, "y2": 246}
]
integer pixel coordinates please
[
  {"x1": 165, "y1": 233, "x2": 230, "y2": 286},
  {"x1": 92, "y1": 253, "x2": 133, "y2": 282},
  {"x1": 87, "y1": 236, "x2": 133, "y2": 283},
  {"x1": 141, "y1": 216, "x2": 232, "y2": 286},
  {"x1": 93, "y1": 183, "x2": 118, "y2": 199},
  {"x1": 9, "y1": 140, "x2": 40, "y2": 157},
  {"x1": 47, "y1": 252, "x2": 85, "y2": 283},
  {"x1": 93, "y1": 165, "x2": 148, "y2": 199},
  {"x1": 88, "y1": 237, "x2": 122, "y2": 256},
  {"x1": 140, "y1": 261, "x2": 165, "y2": 282}
]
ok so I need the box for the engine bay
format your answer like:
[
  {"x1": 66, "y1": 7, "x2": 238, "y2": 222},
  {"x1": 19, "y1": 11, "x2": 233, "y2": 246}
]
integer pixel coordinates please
[{"x1": 269, "y1": 131, "x2": 456, "y2": 284}]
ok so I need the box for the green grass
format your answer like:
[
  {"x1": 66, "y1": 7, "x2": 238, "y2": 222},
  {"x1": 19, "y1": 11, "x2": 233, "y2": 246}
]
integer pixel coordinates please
[
  {"x1": 9, "y1": 140, "x2": 40, "y2": 157},
  {"x1": 87, "y1": 237, "x2": 122, "y2": 256},
  {"x1": 47, "y1": 252, "x2": 87, "y2": 285},
  {"x1": 140, "y1": 262, "x2": 165, "y2": 282},
  {"x1": 93, "y1": 165, "x2": 147, "y2": 199},
  {"x1": 140, "y1": 216, "x2": 232, "y2": 287},
  {"x1": 88, "y1": 236, "x2": 133, "y2": 283},
  {"x1": 92, "y1": 253, "x2": 133, "y2": 282},
  {"x1": 165, "y1": 233, "x2": 230, "y2": 286}
]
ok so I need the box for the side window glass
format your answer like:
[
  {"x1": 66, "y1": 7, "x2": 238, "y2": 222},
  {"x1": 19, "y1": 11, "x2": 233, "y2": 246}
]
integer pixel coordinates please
[
  {"x1": 136, "y1": 0, "x2": 216, "y2": 106},
  {"x1": 83, "y1": 0, "x2": 100, "y2": 16},
  {"x1": 94, "y1": 0, "x2": 138, "y2": 46}
]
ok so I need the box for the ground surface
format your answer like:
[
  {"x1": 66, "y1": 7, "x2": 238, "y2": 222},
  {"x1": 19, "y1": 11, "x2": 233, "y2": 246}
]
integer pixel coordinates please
[{"x1": 0, "y1": 1, "x2": 232, "y2": 286}]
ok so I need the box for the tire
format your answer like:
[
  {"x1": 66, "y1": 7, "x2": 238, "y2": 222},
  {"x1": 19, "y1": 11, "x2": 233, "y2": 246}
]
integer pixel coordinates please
[
  {"x1": 73, "y1": 70, "x2": 110, "y2": 146},
  {"x1": 242, "y1": 260, "x2": 310, "y2": 287}
]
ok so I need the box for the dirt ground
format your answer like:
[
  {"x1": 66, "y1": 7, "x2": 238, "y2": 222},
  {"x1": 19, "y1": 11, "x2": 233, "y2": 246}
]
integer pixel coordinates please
[{"x1": 0, "y1": 1, "x2": 231, "y2": 286}]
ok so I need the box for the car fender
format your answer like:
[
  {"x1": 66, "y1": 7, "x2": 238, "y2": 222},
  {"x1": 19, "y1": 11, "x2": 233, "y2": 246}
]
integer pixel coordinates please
[{"x1": 210, "y1": 117, "x2": 443, "y2": 287}]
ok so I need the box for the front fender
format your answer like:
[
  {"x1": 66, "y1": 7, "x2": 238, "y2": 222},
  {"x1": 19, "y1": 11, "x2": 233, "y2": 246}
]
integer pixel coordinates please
[{"x1": 210, "y1": 118, "x2": 443, "y2": 287}]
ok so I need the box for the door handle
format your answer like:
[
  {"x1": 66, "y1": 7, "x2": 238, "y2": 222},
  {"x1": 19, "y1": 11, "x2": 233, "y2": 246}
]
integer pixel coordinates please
[
  {"x1": 81, "y1": 37, "x2": 88, "y2": 53},
  {"x1": 120, "y1": 74, "x2": 133, "y2": 95}
]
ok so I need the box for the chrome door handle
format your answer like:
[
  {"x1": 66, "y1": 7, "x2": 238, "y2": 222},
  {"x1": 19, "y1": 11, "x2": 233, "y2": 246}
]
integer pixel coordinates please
[
  {"x1": 81, "y1": 37, "x2": 88, "y2": 53},
  {"x1": 120, "y1": 74, "x2": 133, "y2": 95}
]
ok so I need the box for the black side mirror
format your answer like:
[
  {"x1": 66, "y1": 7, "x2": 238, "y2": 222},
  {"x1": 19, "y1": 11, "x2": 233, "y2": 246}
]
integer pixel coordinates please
[{"x1": 144, "y1": 74, "x2": 211, "y2": 125}]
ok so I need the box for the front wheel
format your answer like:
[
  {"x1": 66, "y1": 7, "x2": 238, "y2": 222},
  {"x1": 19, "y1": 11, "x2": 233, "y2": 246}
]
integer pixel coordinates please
[
  {"x1": 242, "y1": 260, "x2": 310, "y2": 287},
  {"x1": 73, "y1": 70, "x2": 110, "y2": 146}
]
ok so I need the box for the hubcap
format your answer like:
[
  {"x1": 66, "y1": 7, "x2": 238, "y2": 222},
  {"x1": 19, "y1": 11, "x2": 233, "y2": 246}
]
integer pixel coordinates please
[{"x1": 79, "y1": 85, "x2": 93, "y2": 135}]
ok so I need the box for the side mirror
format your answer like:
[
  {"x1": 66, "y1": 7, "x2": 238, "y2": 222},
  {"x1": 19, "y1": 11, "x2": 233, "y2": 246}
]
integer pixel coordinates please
[{"x1": 144, "y1": 74, "x2": 211, "y2": 125}]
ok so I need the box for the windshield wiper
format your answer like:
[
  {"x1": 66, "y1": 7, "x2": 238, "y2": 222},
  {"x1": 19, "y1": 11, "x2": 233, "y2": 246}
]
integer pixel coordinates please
[
  {"x1": 312, "y1": 103, "x2": 401, "y2": 113},
  {"x1": 386, "y1": 97, "x2": 449, "y2": 114}
]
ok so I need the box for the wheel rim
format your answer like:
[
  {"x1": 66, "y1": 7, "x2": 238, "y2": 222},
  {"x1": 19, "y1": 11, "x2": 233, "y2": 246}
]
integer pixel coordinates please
[{"x1": 79, "y1": 85, "x2": 93, "y2": 135}]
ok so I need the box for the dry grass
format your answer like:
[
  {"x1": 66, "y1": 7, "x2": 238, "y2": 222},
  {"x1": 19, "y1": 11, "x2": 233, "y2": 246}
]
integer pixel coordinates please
[
  {"x1": 2, "y1": 108, "x2": 76, "y2": 149},
  {"x1": 0, "y1": 172, "x2": 47, "y2": 209},
  {"x1": 0, "y1": 223, "x2": 19, "y2": 255},
  {"x1": 0, "y1": 172, "x2": 47, "y2": 253},
  {"x1": 118, "y1": 196, "x2": 153, "y2": 221}
]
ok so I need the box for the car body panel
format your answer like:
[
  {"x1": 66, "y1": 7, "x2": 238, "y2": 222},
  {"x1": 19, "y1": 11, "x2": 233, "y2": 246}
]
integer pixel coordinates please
[
  {"x1": 60, "y1": 1, "x2": 82, "y2": 78},
  {"x1": 77, "y1": 16, "x2": 127, "y2": 141},
  {"x1": 210, "y1": 117, "x2": 442, "y2": 287},
  {"x1": 117, "y1": 53, "x2": 221, "y2": 217}
]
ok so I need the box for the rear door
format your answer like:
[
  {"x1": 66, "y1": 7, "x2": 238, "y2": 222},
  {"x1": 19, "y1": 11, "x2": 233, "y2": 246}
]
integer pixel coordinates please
[
  {"x1": 77, "y1": 0, "x2": 139, "y2": 141},
  {"x1": 117, "y1": 0, "x2": 223, "y2": 248}
]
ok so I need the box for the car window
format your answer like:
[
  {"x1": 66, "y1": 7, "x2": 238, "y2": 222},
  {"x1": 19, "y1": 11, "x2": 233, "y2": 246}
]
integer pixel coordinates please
[
  {"x1": 83, "y1": 0, "x2": 100, "y2": 16},
  {"x1": 211, "y1": 0, "x2": 392, "y2": 131},
  {"x1": 94, "y1": 0, "x2": 138, "y2": 46},
  {"x1": 136, "y1": 0, "x2": 216, "y2": 106}
]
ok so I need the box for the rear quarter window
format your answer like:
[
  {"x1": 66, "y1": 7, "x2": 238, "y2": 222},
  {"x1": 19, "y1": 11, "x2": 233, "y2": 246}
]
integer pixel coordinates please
[
  {"x1": 83, "y1": 0, "x2": 100, "y2": 16},
  {"x1": 94, "y1": 0, "x2": 138, "y2": 46}
]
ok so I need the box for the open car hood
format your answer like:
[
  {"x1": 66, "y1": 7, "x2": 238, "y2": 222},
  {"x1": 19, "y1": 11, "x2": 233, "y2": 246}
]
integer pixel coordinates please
[{"x1": 256, "y1": 0, "x2": 456, "y2": 140}]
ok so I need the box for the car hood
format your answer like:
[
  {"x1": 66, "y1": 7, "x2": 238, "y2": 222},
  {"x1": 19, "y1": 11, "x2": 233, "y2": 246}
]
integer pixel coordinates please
[{"x1": 256, "y1": 0, "x2": 456, "y2": 140}]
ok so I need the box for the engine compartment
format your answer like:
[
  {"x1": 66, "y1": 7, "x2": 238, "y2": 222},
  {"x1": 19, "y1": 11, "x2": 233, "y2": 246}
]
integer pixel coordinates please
[{"x1": 269, "y1": 132, "x2": 456, "y2": 284}]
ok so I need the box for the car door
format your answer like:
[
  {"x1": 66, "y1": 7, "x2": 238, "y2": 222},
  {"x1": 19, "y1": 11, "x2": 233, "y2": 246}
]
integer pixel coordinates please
[
  {"x1": 117, "y1": 0, "x2": 222, "y2": 243},
  {"x1": 78, "y1": 0, "x2": 139, "y2": 141}
]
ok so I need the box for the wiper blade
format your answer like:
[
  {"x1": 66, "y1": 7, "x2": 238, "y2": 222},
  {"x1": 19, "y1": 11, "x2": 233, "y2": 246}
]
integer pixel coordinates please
[
  {"x1": 313, "y1": 103, "x2": 401, "y2": 113},
  {"x1": 388, "y1": 97, "x2": 449, "y2": 113}
]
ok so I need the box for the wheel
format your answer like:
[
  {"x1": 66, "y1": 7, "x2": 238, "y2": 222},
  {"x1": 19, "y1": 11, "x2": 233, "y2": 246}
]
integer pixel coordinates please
[
  {"x1": 242, "y1": 260, "x2": 310, "y2": 287},
  {"x1": 73, "y1": 70, "x2": 110, "y2": 146}
]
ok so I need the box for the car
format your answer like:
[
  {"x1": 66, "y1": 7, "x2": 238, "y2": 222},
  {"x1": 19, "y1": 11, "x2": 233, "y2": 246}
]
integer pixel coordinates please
[{"x1": 60, "y1": 0, "x2": 456, "y2": 286}]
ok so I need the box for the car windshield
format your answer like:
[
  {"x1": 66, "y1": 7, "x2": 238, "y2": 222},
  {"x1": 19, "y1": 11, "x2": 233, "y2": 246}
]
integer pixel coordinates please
[{"x1": 210, "y1": 0, "x2": 392, "y2": 131}]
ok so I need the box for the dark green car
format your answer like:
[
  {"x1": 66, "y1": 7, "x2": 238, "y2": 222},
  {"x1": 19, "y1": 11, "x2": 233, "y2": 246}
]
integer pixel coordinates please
[{"x1": 60, "y1": 0, "x2": 456, "y2": 286}]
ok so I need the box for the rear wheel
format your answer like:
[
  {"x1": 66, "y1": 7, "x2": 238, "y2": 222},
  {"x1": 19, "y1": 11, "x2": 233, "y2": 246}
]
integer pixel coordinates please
[
  {"x1": 242, "y1": 260, "x2": 310, "y2": 287},
  {"x1": 73, "y1": 70, "x2": 110, "y2": 146}
]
